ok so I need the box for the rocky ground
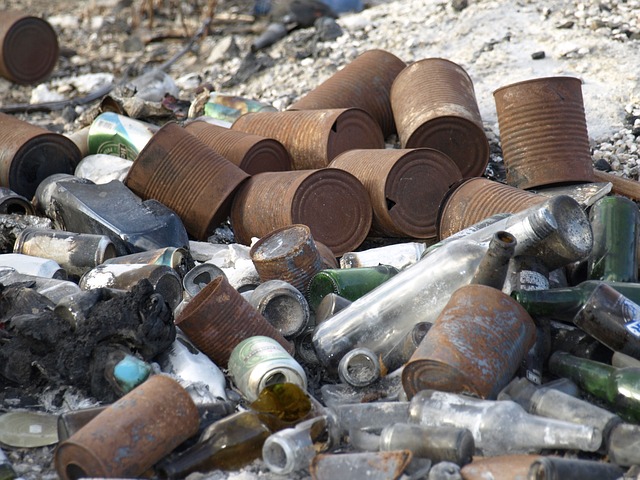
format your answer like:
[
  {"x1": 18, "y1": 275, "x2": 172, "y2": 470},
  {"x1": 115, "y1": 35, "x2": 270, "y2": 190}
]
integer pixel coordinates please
[{"x1": 1, "y1": 0, "x2": 640, "y2": 478}]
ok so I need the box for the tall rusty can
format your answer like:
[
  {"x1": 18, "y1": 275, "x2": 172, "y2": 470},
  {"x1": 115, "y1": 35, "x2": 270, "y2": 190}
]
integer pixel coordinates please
[
  {"x1": 437, "y1": 177, "x2": 546, "y2": 239},
  {"x1": 249, "y1": 224, "x2": 325, "y2": 295},
  {"x1": 184, "y1": 121, "x2": 292, "y2": 174},
  {"x1": 54, "y1": 375, "x2": 199, "y2": 480},
  {"x1": 124, "y1": 122, "x2": 250, "y2": 240},
  {"x1": 402, "y1": 284, "x2": 536, "y2": 400},
  {"x1": 390, "y1": 58, "x2": 489, "y2": 178},
  {"x1": 0, "y1": 113, "x2": 81, "y2": 199},
  {"x1": 230, "y1": 169, "x2": 372, "y2": 256},
  {"x1": 289, "y1": 49, "x2": 407, "y2": 138},
  {"x1": 493, "y1": 76, "x2": 596, "y2": 189},
  {"x1": 0, "y1": 12, "x2": 59, "y2": 84},
  {"x1": 231, "y1": 108, "x2": 385, "y2": 170},
  {"x1": 175, "y1": 275, "x2": 294, "y2": 367},
  {"x1": 329, "y1": 148, "x2": 462, "y2": 239}
]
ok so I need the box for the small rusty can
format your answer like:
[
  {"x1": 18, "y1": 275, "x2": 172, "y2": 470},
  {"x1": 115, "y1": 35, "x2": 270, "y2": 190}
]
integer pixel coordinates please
[
  {"x1": 437, "y1": 177, "x2": 546, "y2": 239},
  {"x1": 390, "y1": 58, "x2": 489, "y2": 178},
  {"x1": 0, "y1": 12, "x2": 59, "y2": 84},
  {"x1": 124, "y1": 122, "x2": 250, "y2": 241},
  {"x1": 228, "y1": 335, "x2": 307, "y2": 402},
  {"x1": 54, "y1": 375, "x2": 199, "y2": 480},
  {"x1": 329, "y1": 148, "x2": 462, "y2": 238},
  {"x1": 289, "y1": 49, "x2": 407, "y2": 138},
  {"x1": 493, "y1": 76, "x2": 595, "y2": 189},
  {"x1": 184, "y1": 120, "x2": 292, "y2": 174},
  {"x1": 231, "y1": 108, "x2": 385, "y2": 170},
  {"x1": 231, "y1": 169, "x2": 372, "y2": 256},
  {"x1": 402, "y1": 284, "x2": 536, "y2": 400}
]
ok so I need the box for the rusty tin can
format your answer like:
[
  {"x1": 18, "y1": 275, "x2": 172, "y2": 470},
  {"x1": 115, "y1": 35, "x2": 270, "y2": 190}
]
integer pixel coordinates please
[
  {"x1": 0, "y1": 113, "x2": 81, "y2": 199},
  {"x1": 289, "y1": 49, "x2": 407, "y2": 138},
  {"x1": 184, "y1": 121, "x2": 292, "y2": 174},
  {"x1": 329, "y1": 148, "x2": 462, "y2": 238},
  {"x1": 437, "y1": 177, "x2": 546, "y2": 239},
  {"x1": 0, "y1": 12, "x2": 59, "y2": 84},
  {"x1": 460, "y1": 454, "x2": 542, "y2": 480},
  {"x1": 390, "y1": 58, "x2": 489, "y2": 178},
  {"x1": 124, "y1": 122, "x2": 250, "y2": 240},
  {"x1": 402, "y1": 284, "x2": 536, "y2": 400},
  {"x1": 231, "y1": 169, "x2": 372, "y2": 256},
  {"x1": 249, "y1": 224, "x2": 325, "y2": 294},
  {"x1": 175, "y1": 275, "x2": 294, "y2": 368},
  {"x1": 231, "y1": 108, "x2": 385, "y2": 170},
  {"x1": 494, "y1": 76, "x2": 595, "y2": 189},
  {"x1": 54, "y1": 375, "x2": 199, "y2": 480}
]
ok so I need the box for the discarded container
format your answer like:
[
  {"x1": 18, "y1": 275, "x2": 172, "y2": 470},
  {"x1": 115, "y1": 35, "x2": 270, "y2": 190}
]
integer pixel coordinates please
[
  {"x1": 337, "y1": 347, "x2": 381, "y2": 387},
  {"x1": 184, "y1": 121, "x2": 292, "y2": 174},
  {"x1": 0, "y1": 268, "x2": 81, "y2": 304},
  {"x1": 125, "y1": 122, "x2": 250, "y2": 240},
  {"x1": 232, "y1": 169, "x2": 373, "y2": 256},
  {"x1": 459, "y1": 454, "x2": 542, "y2": 480},
  {"x1": 437, "y1": 177, "x2": 546, "y2": 240},
  {"x1": 310, "y1": 450, "x2": 412, "y2": 480},
  {"x1": 402, "y1": 284, "x2": 536, "y2": 400},
  {"x1": 0, "y1": 114, "x2": 81, "y2": 199},
  {"x1": 231, "y1": 108, "x2": 385, "y2": 170},
  {"x1": 248, "y1": 279, "x2": 310, "y2": 338},
  {"x1": 0, "y1": 410, "x2": 58, "y2": 448},
  {"x1": 329, "y1": 148, "x2": 462, "y2": 238},
  {"x1": 0, "y1": 12, "x2": 59, "y2": 84},
  {"x1": 493, "y1": 76, "x2": 596, "y2": 189},
  {"x1": 103, "y1": 246, "x2": 193, "y2": 279},
  {"x1": 204, "y1": 92, "x2": 278, "y2": 124},
  {"x1": 175, "y1": 275, "x2": 294, "y2": 367},
  {"x1": 87, "y1": 112, "x2": 158, "y2": 160},
  {"x1": 0, "y1": 252, "x2": 66, "y2": 279},
  {"x1": 390, "y1": 57, "x2": 489, "y2": 178},
  {"x1": 340, "y1": 241, "x2": 426, "y2": 270},
  {"x1": 54, "y1": 375, "x2": 200, "y2": 480},
  {"x1": 528, "y1": 456, "x2": 624, "y2": 480},
  {"x1": 0, "y1": 187, "x2": 34, "y2": 215},
  {"x1": 288, "y1": 49, "x2": 407, "y2": 138},
  {"x1": 381, "y1": 322, "x2": 431, "y2": 374}
]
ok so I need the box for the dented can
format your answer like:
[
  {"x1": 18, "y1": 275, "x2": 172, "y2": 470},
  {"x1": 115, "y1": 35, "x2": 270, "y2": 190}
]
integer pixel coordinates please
[{"x1": 103, "y1": 246, "x2": 193, "y2": 279}]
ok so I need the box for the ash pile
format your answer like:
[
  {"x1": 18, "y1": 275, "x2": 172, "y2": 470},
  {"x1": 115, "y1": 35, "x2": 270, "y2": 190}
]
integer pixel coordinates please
[{"x1": 3, "y1": 2, "x2": 640, "y2": 480}]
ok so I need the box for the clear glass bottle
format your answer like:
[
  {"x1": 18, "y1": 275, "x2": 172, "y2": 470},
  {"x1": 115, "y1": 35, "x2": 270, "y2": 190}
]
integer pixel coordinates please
[{"x1": 409, "y1": 389, "x2": 602, "y2": 456}]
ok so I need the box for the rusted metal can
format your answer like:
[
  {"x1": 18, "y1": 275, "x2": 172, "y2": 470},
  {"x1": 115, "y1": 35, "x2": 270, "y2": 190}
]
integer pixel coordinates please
[
  {"x1": 0, "y1": 12, "x2": 59, "y2": 84},
  {"x1": 390, "y1": 58, "x2": 489, "y2": 178},
  {"x1": 0, "y1": 187, "x2": 34, "y2": 215},
  {"x1": 329, "y1": 148, "x2": 462, "y2": 238},
  {"x1": 460, "y1": 454, "x2": 542, "y2": 480},
  {"x1": 231, "y1": 108, "x2": 385, "y2": 170},
  {"x1": 249, "y1": 224, "x2": 325, "y2": 295},
  {"x1": 175, "y1": 275, "x2": 294, "y2": 368},
  {"x1": 228, "y1": 335, "x2": 307, "y2": 402},
  {"x1": 231, "y1": 169, "x2": 372, "y2": 256},
  {"x1": 402, "y1": 284, "x2": 536, "y2": 400},
  {"x1": 0, "y1": 113, "x2": 81, "y2": 199},
  {"x1": 289, "y1": 49, "x2": 407, "y2": 138},
  {"x1": 54, "y1": 375, "x2": 199, "y2": 480},
  {"x1": 14, "y1": 227, "x2": 117, "y2": 279},
  {"x1": 493, "y1": 76, "x2": 595, "y2": 189},
  {"x1": 124, "y1": 122, "x2": 250, "y2": 240},
  {"x1": 437, "y1": 177, "x2": 546, "y2": 239},
  {"x1": 184, "y1": 121, "x2": 292, "y2": 174}
]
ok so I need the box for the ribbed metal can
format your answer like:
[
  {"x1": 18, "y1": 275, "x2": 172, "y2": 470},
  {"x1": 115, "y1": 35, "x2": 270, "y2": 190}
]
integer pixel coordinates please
[
  {"x1": 124, "y1": 122, "x2": 250, "y2": 240},
  {"x1": 390, "y1": 58, "x2": 489, "y2": 178},
  {"x1": 0, "y1": 11, "x2": 59, "y2": 84},
  {"x1": 402, "y1": 284, "x2": 536, "y2": 400},
  {"x1": 231, "y1": 108, "x2": 385, "y2": 170},
  {"x1": 54, "y1": 375, "x2": 199, "y2": 480},
  {"x1": 289, "y1": 49, "x2": 407, "y2": 138},
  {"x1": 0, "y1": 113, "x2": 81, "y2": 199},
  {"x1": 231, "y1": 168, "x2": 372, "y2": 256},
  {"x1": 494, "y1": 76, "x2": 596, "y2": 189},
  {"x1": 437, "y1": 177, "x2": 546, "y2": 239},
  {"x1": 175, "y1": 275, "x2": 294, "y2": 367},
  {"x1": 184, "y1": 121, "x2": 292, "y2": 174},
  {"x1": 329, "y1": 148, "x2": 462, "y2": 238}
]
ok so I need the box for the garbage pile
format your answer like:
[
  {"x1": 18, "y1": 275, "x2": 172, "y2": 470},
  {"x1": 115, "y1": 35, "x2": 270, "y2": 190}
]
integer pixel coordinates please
[{"x1": 3, "y1": 5, "x2": 640, "y2": 480}]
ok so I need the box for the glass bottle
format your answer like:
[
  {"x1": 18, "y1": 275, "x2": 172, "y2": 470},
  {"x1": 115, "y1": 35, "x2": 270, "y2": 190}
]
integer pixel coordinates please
[
  {"x1": 528, "y1": 456, "x2": 624, "y2": 480},
  {"x1": 0, "y1": 448, "x2": 15, "y2": 480},
  {"x1": 408, "y1": 390, "x2": 602, "y2": 456},
  {"x1": 340, "y1": 241, "x2": 427, "y2": 270},
  {"x1": 548, "y1": 351, "x2": 640, "y2": 423}
]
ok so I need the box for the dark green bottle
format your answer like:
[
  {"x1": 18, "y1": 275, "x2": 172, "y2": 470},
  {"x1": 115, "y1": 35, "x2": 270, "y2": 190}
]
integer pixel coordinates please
[
  {"x1": 548, "y1": 351, "x2": 640, "y2": 423},
  {"x1": 306, "y1": 265, "x2": 399, "y2": 312}
]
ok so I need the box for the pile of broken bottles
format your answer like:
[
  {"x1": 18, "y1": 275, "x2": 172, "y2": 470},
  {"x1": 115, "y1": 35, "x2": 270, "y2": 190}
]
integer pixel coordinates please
[{"x1": 1, "y1": 47, "x2": 640, "y2": 480}]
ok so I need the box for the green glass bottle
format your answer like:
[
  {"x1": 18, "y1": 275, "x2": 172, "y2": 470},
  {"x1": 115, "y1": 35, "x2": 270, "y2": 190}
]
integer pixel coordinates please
[
  {"x1": 306, "y1": 265, "x2": 399, "y2": 312},
  {"x1": 548, "y1": 351, "x2": 640, "y2": 423},
  {"x1": 0, "y1": 448, "x2": 16, "y2": 480}
]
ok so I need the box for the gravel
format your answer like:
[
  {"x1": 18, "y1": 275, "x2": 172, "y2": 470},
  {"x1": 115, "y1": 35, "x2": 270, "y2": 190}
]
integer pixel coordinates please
[{"x1": 1, "y1": 0, "x2": 640, "y2": 478}]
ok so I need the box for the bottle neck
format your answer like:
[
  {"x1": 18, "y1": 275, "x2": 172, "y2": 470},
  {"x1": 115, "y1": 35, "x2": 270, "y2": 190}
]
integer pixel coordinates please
[{"x1": 548, "y1": 352, "x2": 615, "y2": 402}]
